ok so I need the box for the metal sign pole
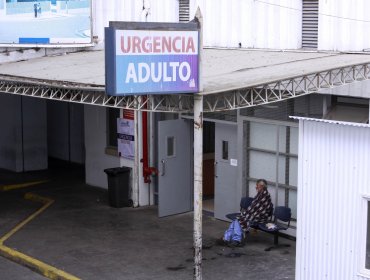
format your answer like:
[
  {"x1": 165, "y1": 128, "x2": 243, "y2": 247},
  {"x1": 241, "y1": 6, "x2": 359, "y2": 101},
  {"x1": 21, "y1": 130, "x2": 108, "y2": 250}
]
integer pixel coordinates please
[{"x1": 193, "y1": 7, "x2": 203, "y2": 280}]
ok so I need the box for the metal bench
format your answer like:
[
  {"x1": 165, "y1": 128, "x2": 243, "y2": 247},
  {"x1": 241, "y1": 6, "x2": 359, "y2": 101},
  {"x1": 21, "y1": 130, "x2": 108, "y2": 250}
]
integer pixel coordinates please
[{"x1": 226, "y1": 197, "x2": 291, "y2": 251}]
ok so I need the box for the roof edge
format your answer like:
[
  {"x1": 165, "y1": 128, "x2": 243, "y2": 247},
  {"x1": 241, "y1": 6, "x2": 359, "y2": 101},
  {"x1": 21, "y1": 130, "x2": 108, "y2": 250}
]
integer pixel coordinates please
[
  {"x1": 0, "y1": 74, "x2": 105, "y2": 92},
  {"x1": 289, "y1": 116, "x2": 370, "y2": 128}
]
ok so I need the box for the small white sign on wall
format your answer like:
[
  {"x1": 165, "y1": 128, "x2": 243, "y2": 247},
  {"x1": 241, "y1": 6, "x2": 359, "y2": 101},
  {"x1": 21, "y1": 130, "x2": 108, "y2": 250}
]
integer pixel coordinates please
[
  {"x1": 230, "y1": 159, "x2": 238, "y2": 166},
  {"x1": 117, "y1": 118, "x2": 134, "y2": 160}
]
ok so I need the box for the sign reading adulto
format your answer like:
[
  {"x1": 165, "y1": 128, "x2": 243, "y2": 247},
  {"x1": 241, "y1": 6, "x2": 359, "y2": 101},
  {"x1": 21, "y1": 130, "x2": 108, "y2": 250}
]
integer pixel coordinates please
[{"x1": 105, "y1": 22, "x2": 199, "y2": 96}]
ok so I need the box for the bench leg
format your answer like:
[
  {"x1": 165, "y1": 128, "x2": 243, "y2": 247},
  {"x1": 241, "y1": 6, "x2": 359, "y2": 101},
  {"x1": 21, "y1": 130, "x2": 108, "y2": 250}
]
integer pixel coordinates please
[{"x1": 264, "y1": 232, "x2": 291, "y2": 251}]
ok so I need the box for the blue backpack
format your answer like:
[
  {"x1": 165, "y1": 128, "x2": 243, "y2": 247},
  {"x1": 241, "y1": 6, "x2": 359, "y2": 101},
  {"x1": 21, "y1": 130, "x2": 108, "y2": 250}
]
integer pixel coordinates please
[{"x1": 223, "y1": 220, "x2": 243, "y2": 244}]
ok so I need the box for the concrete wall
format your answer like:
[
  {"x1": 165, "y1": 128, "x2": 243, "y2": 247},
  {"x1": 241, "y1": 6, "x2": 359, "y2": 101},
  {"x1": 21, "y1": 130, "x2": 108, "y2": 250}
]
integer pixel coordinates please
[
  {"x1": 23, "y1": 96, "x2": 48, "y2": 171},
  {"x1": 0, "y1": 94, "x2": 47, "y2": 172},
  {"x1": 69, "y1": 103, "x2": 85, "y2": 164},
  {"x1": 84, "y1": 104, "x2": 120, "y2": 188},
  {"x1": 47, "y1": 101, "x2": 84, "y2": 164},
  {"x1": 47, "y1": 101, "x2": 69, "y2": 161},
  {"x1": 83, "y1": 105, "x2": 148, "y2": 205},
  {"x1": 0, "y1": 94, "x2": 21, "y2": 171}
]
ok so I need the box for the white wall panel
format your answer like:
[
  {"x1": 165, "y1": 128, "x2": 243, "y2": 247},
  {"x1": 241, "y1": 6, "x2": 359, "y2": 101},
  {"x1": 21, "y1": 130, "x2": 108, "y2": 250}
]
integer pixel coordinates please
[
  {"x1": 249, "y1": 122, "x2": 287, "y2": 152},
  {"x1": 296, "y1": 119, "x2": 370, "y2": 280},
  {"x1": 318, "y1": 0, "x2": 370, "y2": 51},
  {"x1": 0, "y1": 94, "x2": 47, "y2": 172},
  {"x1": 144, "y1": 0, "x2": 179, "y2": 23},
  {"x1": 249, "y1": 151, "x2": 286, "y2": 184},
  {"x1": 84, "y1": 105, "x2": 120, "y2": 188},
  {"x1": 290, "y1": 127, "x2": 299, "y2": 154},
  {"x1": 93, "y1": 0, "x2": 179, "y2": 45},
  {"x1": 190, "y1": 0, "x2": 301, "y2": 49}
]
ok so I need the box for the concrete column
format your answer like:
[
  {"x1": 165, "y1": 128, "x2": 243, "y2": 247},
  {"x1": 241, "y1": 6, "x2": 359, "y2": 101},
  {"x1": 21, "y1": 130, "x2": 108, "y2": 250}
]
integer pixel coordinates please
[
  {"x1": 193, "y1": 95, "x2": 203, "y2": 280},
  {"x1": 193, "y1": 7, "x2": 203, "y2": 280}
]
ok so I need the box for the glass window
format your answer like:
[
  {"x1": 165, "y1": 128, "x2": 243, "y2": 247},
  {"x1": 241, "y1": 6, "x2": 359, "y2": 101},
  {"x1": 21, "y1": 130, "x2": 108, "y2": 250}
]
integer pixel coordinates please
[
  {"x1": 366, "y1": 201, "x2": 370, "y2": 269},
  {"x1": 288, "y1": 189, "x2": 297, "y2": 219},
  {"x1": 249, "y1": 151, "x2": 286, "y2": 184},
  {"x1": 249, "y1": 122, "x2": 277, "y2": 151},
  {"x1": 289, "y1": 157, "x2": 298, "y2": 186},
  {"x1": 222, "y1": 140, "x2": 228, "y2": 160},
  {"x1": 107, "y1": 108, "x2": 120, "y2": 147},
  {"x1": 167, "y1": 136, "x2": 175, "y2": 157},
  {"x1": 290, "y1": 127, "x2": 299, "y2": 155}
]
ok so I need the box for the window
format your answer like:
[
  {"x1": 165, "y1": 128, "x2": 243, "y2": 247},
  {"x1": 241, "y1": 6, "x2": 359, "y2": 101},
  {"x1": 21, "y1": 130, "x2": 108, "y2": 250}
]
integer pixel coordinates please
[
  {"x1": 366, "y1": 200, "x2": 370, "y2": 269},
  {"x1": 107, "y1": 108, "x2": 120, "y2": 147},
  {"x1": 222, "y1": 140, "x2": 229, "y2": 160},
  {"x1": 302, "y1": 0, "x2": 318, "y2": 49},
  {"x1": 167, "y1": 136, "x2": 175, "y2": 157},
  {"x1": 244, "y1": 120, "x2": 298, "y2": 220},
  {"x1": 359, "y1": 196, "x2": 370, "y2": 277},
  {"x1": 179, "y1": 0, "x2": 189, "y2": 22}
]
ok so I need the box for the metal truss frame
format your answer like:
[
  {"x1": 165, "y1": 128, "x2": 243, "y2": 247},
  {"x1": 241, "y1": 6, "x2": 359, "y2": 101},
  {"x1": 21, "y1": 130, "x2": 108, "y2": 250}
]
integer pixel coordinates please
[
  {"x1": 1, "y1": 63, "x2": 369, "y2": 113},
  {"x1": 0, "y1": 79, "x2": 194, "y2": 112},
  {"x1": 203, "y1": 63, "x2": 370, "y2": 112}
]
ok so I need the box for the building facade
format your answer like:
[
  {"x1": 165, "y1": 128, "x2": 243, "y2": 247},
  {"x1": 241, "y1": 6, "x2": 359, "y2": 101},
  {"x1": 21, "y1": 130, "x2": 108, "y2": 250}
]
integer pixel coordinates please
[{"x1": 0, "y1": 0, "x2": 369, "y2": 249}]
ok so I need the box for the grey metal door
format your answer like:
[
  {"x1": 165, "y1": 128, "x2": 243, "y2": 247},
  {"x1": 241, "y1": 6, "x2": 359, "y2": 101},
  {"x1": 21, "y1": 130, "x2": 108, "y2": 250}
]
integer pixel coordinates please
[
  {"x1": 158, "y1": 119, "x2": 192, "y2": 217},
  {"x1": 214, "y1": 123, "x2": 238, "y2": 221}
]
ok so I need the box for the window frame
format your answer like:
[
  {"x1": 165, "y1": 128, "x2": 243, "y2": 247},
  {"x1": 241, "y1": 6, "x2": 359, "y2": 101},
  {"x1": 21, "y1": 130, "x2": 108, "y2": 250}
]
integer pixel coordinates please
[
  {"x1": 106, "y1": 107, "x2": 121, "y2": 149},
  {"x1": 166, "y1": 136, "x2": 176, "y2": 158},
  {"x1": 358, "y1": 195, "x2": 370, "y2": 278}
]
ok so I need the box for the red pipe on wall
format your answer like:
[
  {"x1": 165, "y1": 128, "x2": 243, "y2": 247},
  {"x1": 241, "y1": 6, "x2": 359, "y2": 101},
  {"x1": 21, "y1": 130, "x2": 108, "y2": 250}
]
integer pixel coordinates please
[
  {"x1": 141, "y1": 110, "x2": 150, "y2": 183},
  {"x1": 141, "y1": 97, "x2": 158, "y2": 183}
]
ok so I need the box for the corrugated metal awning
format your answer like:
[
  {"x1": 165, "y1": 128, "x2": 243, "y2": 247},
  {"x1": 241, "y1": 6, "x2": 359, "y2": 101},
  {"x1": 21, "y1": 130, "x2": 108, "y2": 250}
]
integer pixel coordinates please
[{"x1": 1, "y1": 48, "x2": 370, "y2": 112}]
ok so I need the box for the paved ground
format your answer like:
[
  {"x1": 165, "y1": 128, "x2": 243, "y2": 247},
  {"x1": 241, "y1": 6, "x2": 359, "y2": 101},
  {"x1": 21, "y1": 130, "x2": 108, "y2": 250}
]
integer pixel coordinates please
[{"x1": 0, "y1": 162, "x2": 296, "y2": 280}]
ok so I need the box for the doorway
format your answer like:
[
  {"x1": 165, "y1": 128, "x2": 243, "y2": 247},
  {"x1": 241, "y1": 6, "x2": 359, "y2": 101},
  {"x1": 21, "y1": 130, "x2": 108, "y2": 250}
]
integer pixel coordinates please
[
  {"x1": 202, "y1": 121, "x2": 238, "y2": 220},
  {"x1": 202, "y1": 121, "x2": 215, "y2": 214}
]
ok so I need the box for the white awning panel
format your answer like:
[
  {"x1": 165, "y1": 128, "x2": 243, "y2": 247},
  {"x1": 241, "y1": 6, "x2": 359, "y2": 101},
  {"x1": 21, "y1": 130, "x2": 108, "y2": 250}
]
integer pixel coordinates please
[{"x1": 0, "y1": 48, "x2": 370, "y2": 112}]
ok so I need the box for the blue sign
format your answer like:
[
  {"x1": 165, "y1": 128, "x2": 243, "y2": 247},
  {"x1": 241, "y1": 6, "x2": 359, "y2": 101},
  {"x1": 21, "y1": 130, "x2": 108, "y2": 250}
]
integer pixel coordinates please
[{"x1": 105, "y1": 25, "x2": 199, "y2": 96}]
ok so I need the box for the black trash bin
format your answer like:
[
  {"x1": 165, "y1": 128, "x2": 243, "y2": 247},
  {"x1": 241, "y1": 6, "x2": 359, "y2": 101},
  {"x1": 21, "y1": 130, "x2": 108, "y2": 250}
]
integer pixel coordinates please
[{"x1": 104, "y1": 167, "x2": 132, "y2": 208}]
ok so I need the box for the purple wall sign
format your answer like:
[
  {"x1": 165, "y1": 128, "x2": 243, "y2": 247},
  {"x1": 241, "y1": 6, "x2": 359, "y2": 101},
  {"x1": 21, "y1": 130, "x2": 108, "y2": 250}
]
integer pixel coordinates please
[{"x1": 105, "y1": 27, "x2": 199, "y2": 96}]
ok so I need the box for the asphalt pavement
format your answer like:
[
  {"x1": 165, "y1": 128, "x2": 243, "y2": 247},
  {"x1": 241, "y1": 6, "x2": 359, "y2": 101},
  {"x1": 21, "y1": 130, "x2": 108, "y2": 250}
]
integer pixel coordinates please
[{"x1": 0, "y1": 161, "x2": 295, "y2": 280}]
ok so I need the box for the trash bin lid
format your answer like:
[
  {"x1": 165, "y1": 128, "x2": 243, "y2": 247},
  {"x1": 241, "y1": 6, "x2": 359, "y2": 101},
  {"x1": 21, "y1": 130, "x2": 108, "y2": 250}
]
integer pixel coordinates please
[{"x1": 104, "y1": 167, "x2": 131, "y2": 175}]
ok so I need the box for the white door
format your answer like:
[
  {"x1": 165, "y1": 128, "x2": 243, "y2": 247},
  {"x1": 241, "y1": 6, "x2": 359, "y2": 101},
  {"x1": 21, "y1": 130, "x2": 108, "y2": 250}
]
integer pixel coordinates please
[
  {"x1": 158, "y1": 119, "x2": 192, "y2": 217},
  {"x1": 214, "y1": 123, "x2": 238, "y2": 221}
]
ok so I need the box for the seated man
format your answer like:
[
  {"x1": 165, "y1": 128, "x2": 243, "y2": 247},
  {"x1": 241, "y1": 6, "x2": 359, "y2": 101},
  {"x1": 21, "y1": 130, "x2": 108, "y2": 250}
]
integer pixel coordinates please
[
  {"x1": 236, "y1": 179, "x2": 273, "y2": 233},
  {"x1": 221, "y1": 179, "x2": 273, "y2": 245}
]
